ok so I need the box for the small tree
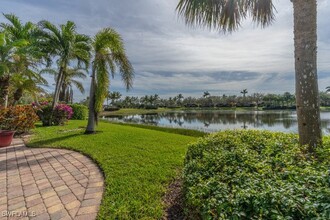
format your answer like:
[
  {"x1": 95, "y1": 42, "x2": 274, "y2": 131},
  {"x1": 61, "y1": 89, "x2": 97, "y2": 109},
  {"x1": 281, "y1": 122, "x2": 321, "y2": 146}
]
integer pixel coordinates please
[{"x1": 85, "y1": 28, "x2": 134, "y2": 134}]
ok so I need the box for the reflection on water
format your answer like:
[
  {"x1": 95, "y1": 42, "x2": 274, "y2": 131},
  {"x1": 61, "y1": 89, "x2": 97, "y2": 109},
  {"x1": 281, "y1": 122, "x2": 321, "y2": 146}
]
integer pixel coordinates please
[{"x1": 105, "y1": 110, "x2": 330, "y2": 134}]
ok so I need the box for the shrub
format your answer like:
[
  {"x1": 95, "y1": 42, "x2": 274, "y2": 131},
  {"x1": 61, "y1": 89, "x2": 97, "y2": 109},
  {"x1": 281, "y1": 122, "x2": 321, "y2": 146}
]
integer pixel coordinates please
[
  {"x1": 0, "y1": 105, "x2": 39, "y2": 134},
  {"x1": 183, "y1": 130, "x2": 330, "y2": 219},
  {"x1": 144, "y1": 105, "x2": 158, "y2": 109},
  {"x1": 53, "y1": 104, "x2": 73, "y2": 125},
  {"x1": 35, "y1": 102, "x2": 73, "y2": 126},
  {"x1": 104, "y1": 106, "x2": 120, "y2": 111},
  {"x1": 69, "y1": 104, "x2": 88, "y2": 120}
]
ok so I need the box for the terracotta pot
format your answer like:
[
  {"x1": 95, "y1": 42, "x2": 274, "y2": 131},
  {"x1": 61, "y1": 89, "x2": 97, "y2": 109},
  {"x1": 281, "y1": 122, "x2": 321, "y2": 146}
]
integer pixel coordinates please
[{"x1": 0, "y1": 130, "x2": 16, "y2": 147}]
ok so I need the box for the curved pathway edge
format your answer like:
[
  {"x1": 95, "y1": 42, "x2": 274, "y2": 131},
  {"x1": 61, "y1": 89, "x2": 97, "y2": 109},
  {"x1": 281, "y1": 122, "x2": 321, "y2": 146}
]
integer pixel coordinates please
[{"x1": 0, "y1": 138, "x2": 104, "y2": 220}]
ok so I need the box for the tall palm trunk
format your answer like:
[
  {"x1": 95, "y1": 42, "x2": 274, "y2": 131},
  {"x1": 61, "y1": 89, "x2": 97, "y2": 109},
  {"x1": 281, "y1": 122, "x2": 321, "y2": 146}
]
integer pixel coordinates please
[
  {"x1": 0, "y1": 75, "x2": 10, "y2": 108},
  {"x1": 69, "y1": 87, "x2": 73, "y2": 104},
  {"x1": 85, "y1": 68, "x2": 96, "y2": 134},
  {"x1": 49, "y1": 66, "x2": 65, "y2": 124},
  {"x1": 293, "y1": 0, "x2": 321, "y2": 150},
  {"x1": 52, "y1": 66, "x2": 65, "y2": 108},
  {"x1": 59, "y1": 82, "x2": 66, "y2": 102}
]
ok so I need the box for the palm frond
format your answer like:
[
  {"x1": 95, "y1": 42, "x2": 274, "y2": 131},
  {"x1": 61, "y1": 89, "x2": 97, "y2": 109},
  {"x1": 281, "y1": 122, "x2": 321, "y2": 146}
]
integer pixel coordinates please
[
  {"x1": 113, "y1": 53, "x2": 134, "y2": 90},
  {"x1": 38, "y1": 20, "x2": 62, "y2": 43},
  {"x1": 66, "y1": 69, "x2": 87, "y2": 79},
  {"x1": 39, "y1": 68, "x2": 58, "y2": 75},
  {"x1": 71, "y1": 79, "x2": 85, "y2": 93},
  {"x1": 0, "y1": 32, "x2": 5, "y2": 46},
  {"x1": 94, "y1": 60, "x2": 109, "y2": 113},
  {"x1": 176, "y1": 0, "x2": 275, "y2": 32},
  {"x1": 2, "y1": 14, "x2": 22, "y2": 32}
]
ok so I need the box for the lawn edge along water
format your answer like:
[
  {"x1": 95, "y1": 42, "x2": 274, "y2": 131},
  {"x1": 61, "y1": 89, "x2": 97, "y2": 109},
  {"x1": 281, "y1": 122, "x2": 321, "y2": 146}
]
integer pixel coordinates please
[
  {"x1": 105, "y1": 120, "x2": 207, "y2": 138},
  {"x1": 26, "y1": 120, "x2": 200, "y2": 219}
]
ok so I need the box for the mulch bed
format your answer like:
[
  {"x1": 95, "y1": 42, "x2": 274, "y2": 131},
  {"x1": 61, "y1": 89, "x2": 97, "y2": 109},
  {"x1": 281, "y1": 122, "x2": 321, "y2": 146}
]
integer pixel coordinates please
[{"x1": 162, "y1": 177, "x2": 185, "y2": 220}]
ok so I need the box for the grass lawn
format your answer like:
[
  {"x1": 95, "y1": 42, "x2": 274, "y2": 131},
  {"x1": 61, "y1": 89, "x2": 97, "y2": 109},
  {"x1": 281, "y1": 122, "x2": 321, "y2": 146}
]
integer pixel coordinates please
[{"x1": 27, "y1": 120, "x2": 199, "y2": 219}]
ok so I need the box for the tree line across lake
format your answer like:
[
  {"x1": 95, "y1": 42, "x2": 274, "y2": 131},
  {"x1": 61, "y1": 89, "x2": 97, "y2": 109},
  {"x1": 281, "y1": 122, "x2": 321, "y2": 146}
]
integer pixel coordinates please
[{"x1": 98, "y1": 90, "x2": 330, "y2": 110}]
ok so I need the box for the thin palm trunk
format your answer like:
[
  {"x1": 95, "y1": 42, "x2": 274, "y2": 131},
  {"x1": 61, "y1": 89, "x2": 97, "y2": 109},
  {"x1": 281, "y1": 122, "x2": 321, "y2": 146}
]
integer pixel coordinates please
[
  {"x1": 293, "y1": 0, "x2": 321, "y2": 149},
  {"x1": 85, "y1": 68, "x2": 96, "y2": 134},
  {"x1": 0, "y1": 75, "x2": 10, "y2": 108},
  {"x1": 12, "y1": 88, "x2": 23, "y2": 105}
]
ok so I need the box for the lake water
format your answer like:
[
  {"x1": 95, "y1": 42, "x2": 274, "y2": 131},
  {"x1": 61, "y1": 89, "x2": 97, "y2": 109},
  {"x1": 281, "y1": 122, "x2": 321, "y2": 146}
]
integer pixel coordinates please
[{"x1": 105, "y1": 110, "x2": 330, "y2": 134}]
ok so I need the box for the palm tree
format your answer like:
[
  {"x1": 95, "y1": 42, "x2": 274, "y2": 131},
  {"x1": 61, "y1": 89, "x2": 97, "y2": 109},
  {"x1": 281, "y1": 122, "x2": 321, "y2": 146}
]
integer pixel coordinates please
[
  {"x1": 109, "y1": 91, "x2": 122, "y2": 105},
  {"x1": 203, "y1": 91, "x2": 210, "y2": 98},
  {"x1": 326, "y1": 86, "x2": 330, "y2": 93},
  {"x1": 106, "y1": 90, "x2": 111, "y2": 106},
  {"x1": 176, "y1": 93, "x2": 184, "y2": 106},
  {"x1": 0, "y1": 31, "x2": 15, "y2": 107},
  {"x1": 141, "y1": 95, "x2": 150, "y2": 106},
  {"x1": 241, "y1": 89, "x2": 248, "y2": 98},
  {"x1": 59, "y1": 68, "x2": 87, "y2": 103},
  {"x1": 0, "y1": 14, "x2": 42, "y2": 107},
  {"x1": 150, "y1": 94, "x2": 159, "y2": 106},
  {"x1": 9, "y1": 68, "x2": 48, "y2": 105},
  {"x1": 38, "y1": 20, "x2": 91, "y2": 111},
  {"x1": 42, "y1": 67, "x2": 87, "y2": 103},
  {"x1": 177, "y1": 0, "x2": 320, "y2": 149},
  {"x1": 85, "y1": 28, "x2": 134, "y2": 134}
]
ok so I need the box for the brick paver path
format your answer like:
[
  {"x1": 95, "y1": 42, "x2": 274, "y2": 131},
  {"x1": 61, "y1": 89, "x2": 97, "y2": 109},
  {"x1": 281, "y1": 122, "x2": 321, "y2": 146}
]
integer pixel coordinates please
[{"x1": 0, "y1": 138, "x2": 104, "y2": 220}]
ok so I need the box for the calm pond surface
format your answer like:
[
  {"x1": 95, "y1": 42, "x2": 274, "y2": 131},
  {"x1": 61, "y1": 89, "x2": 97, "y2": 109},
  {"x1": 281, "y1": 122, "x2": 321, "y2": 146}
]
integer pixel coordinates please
[{"x1": 105, "y1": 110, "x2": 330, "y2": 134}]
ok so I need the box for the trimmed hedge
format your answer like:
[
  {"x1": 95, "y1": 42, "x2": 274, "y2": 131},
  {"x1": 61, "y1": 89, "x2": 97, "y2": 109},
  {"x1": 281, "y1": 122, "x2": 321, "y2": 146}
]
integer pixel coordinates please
[
  {"x1": 69, "y1": 104, "x2": 88, "y2": 120},
  {"x1": 183, "y1": 130, "x2": 330, "y2": 219}
]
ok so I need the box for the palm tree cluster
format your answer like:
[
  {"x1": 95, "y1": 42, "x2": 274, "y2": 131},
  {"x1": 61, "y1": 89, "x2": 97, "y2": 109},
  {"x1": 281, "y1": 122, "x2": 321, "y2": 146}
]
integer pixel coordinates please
[
  {"x1": 0, "y1": 14, "x2": 46, "y2": 107},
  {"x1": 0, "y1": 14, "x2": 133, "y2": 133}
]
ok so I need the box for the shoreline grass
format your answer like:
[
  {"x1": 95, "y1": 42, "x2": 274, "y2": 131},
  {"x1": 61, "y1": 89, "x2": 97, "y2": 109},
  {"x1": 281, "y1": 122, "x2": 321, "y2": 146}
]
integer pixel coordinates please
[
  {"x1": 99, "y1": 108, "x2": 177, "y2": 116},
  {"x1": 99, "y1": 106, "x2": 319, "y2": 117},
  {"x1": 27, "y1": 120, "x2": 198, "y2": 219}
]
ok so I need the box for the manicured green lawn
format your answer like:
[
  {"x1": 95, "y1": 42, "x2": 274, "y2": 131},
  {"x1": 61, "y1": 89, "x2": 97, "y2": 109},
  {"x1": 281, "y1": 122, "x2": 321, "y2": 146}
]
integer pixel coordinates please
[{"x1": 27, "y1": 120, "x2": 198, "y2": 219}]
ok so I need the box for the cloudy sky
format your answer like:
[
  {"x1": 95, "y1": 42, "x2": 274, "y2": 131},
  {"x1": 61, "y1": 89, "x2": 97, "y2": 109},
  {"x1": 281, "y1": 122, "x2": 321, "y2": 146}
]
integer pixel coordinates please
[{"x1": 1, "y1": 0, "x2": 330, "y2": 101}]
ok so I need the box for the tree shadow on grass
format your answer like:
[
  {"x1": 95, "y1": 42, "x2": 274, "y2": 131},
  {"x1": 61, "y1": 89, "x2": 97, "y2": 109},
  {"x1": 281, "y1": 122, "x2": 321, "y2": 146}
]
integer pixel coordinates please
[{"x1": 26, "y1": 133, "x2": 83, "y2": 147}]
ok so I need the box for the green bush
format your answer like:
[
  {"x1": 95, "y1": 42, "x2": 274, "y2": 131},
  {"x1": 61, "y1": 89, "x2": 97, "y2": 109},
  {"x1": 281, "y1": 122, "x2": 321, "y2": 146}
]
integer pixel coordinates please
[
  {"x1": 145, "y1": 105, "x2": 158, "y2": 109},
  {"x1": 104, "y1": 106, "x2": 120, "y2": 111},
  {"x1": 183, "y1": 130, "x2": 330, "y2": 219},
  {"x1": 69, "y1": 104, "x2": 88, "y2": 120}
]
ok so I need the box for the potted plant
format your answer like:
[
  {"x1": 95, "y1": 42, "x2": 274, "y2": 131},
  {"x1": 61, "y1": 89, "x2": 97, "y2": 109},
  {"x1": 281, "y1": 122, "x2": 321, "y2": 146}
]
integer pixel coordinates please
[
  {"x1": 0, "y1": 130, "x2": 16, "y2": 147},
  {"x1": 0, "y1": 107, "x2": 16, "y2": 147}
]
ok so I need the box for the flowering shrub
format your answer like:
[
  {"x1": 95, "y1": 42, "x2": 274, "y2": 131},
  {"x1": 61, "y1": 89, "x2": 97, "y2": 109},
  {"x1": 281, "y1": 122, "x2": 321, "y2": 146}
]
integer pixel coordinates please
[
  {"x1": 0, "y1": 105, "x2": 39, "y2": 134},
  {"x1": 53, "y1": 104, "x2": 73, "y2": 125},
  {"x1": 34, "y1": 102, "x2": 73, "y2": 126}
]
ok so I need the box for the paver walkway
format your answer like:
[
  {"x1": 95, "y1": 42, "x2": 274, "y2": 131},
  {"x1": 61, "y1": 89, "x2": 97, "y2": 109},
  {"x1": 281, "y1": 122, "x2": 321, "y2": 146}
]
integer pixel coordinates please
[{"x1": 0, "y1": 138, "x2": 104, "y2": 220}]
